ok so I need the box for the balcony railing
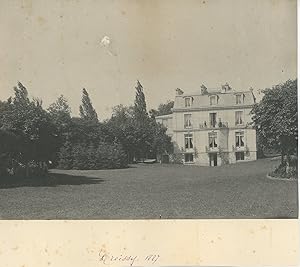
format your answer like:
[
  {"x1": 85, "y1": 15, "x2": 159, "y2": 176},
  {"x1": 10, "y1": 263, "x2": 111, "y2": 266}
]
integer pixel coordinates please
[
  {"x1": 206, "y1": 145, "x2": 218, "y2": 152},
  {"x1": 181, "y1": 120, "x2": 231, "y2": 131},
  {"x1": 232, "y1": 145, "x2": 249, "y2": 152},
  {"x1": 199, "y1": 121, "x2": 228, "y2": 129}
]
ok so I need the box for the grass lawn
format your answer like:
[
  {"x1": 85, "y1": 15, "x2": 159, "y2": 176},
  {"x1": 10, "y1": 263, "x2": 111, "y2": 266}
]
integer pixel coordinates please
[{"x1": 0, "y1": 158, "x2": 298, "y2": 219}]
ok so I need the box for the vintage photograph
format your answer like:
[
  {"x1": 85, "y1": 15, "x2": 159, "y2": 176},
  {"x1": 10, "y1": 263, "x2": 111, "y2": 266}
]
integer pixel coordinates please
[{"x1": 0, "y1": 0, "x2": 298, "y2": 219}]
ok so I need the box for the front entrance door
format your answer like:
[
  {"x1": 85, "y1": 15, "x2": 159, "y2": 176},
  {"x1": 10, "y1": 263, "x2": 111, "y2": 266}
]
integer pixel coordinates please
[{"x1": 209, "y1": 153, "x2": 218, "y2": 166}]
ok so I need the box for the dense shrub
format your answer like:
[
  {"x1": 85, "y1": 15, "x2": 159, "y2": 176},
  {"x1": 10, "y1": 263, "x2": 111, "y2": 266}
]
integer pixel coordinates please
[
  {"x1": 169, "y1": 153, "x2": 184, "y2": 164},
  {"x1": 58, "y1": 141, "x2": 128, "y2": 170},
  {"x1": 269, "y1": 157, "x2": 298, "y2": 179}
]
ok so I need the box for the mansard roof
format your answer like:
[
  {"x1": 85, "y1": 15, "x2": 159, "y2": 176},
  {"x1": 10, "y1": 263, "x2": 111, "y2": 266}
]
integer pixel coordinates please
[{"x1": 174, "y1": 86, "x2": 256, "y2": 110}]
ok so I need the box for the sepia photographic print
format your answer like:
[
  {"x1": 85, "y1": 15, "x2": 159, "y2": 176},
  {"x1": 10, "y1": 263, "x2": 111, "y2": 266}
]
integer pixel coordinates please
[
  {"x1": 0, "y1": 0, "x2": 299, "y2": 266},
  {"x1": 0, "y1": 0, "x2": 297, "y2": 220}
]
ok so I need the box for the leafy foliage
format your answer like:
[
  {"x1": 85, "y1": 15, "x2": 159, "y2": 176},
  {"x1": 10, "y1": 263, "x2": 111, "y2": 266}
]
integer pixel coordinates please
[
  {"x1": 251, "y1": 79, "x2": 297, "y2": 174},
  {"x1": 0, "y1": 80, "x2": 173, "y2": 175},
  {"x1": 104, "y1": 81, "x2": 173, "y2": 162},
  {"x1": 58, "y1": 142, "x2": 127, "y2": 170},
  {"x1": 0, "y1": 83, "x2": 57, "y2": 176},
  {"x1": 149, "y1": 100, "x2": 174, "y2": 118},
  {"x1": 79, "y1": 88, "x2": 98, "y2": 123},
  {"x1": 133, "y1": 80, "x2": 148, "y2": 122},
  {"x1": 132, "y1": 80, "x2": 153, "y2": 159}
]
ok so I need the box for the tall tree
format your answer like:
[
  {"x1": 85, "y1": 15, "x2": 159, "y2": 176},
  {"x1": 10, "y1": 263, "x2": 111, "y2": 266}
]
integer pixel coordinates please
[
  {"x1": 79, "y1": 88, "x2": 98, "y2": 123},
  {"x1": 133, "y1": 80, "x2": 148, "y2": 122},
  {"x1": 0, "y1": 100, "x2": 20, "y2": 175},
  {"x1": 48, "y1": 95, "x2": 73, "y2": 165},
  {"x1": 48, "y1": 95, "x2": 71, "y2": 120},
  {"x1": 251, "y1": 79, "x2": 297, "y2": 170},
  {"x1": 105, "y1": 105, "x2": 136, "y2": 162},
  {"x1": 13, "y1": 82, "x2": 30, "y2": 107},
  {"x1": 133, "y1": 80, "x2": 151, "y2": 160},
  {"x1": 0, "y1": 82, "x2": 57, "y2": 175},
  {"x1": 48, "y1": 95, "x2": 72, "y2": 134},
  {"x1": 149, "y1": 119, "x2": 173, "y2": 159}
]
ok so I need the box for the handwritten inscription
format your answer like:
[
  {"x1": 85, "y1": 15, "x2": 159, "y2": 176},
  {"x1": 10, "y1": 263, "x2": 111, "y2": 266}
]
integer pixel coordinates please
[{"x1": 99, "y1": 249, "x2": 160, "y2": 266}]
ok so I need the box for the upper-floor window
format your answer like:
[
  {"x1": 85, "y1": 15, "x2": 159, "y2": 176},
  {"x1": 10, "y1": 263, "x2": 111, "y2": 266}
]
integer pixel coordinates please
[
  {"x1": 236, "y1": 94, "x2": 243, "y2": 104},
  {"x1": 184, "y1": 133, "x2": 193, "y2": 149},
  {"x1": 209, "y1": 112, "x2": 217, "y2": 128},
  {"x1": 185, "y1": 97, "x2": 193, "y2": 107},
  {"x1": 210, "y1": 95, "x2": 218, "y2": 105},
  {"x1": 184, "y1": 114, "x2": 192, "y2": 128},
  {"x1": 235, "y1": 111, "x2": 243, "y2": 125},
  {"x1": 235, "y1": 131, "x2": 245, "y2": 147},
  {"x1": 208, "y1": 132, "x2": 217, "y2": 148}
]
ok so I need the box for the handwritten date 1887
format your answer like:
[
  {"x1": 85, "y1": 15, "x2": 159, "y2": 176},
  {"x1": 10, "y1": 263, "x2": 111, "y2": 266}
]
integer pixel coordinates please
[{"x1": 98, "y1": 249, "x2": 160, "y2": 266}]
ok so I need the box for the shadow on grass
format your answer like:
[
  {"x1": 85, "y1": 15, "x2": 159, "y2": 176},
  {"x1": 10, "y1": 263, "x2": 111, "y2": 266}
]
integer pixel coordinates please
[{"x1": 0, "y1": 173, "x2": 105, "y2": 189}]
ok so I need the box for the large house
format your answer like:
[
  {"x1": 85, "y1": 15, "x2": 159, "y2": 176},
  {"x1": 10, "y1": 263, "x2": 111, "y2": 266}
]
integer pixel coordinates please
[{"x1": 155, "y1": 83, "x2": 257, "y2": 166}]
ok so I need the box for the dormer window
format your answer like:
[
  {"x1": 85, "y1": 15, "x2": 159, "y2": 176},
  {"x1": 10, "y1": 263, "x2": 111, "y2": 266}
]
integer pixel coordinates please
[
  {"x1": 210, "y1": 95, "x2": 218, "y2": 105},
  {"x1": 236, "y1": 94, "x2": 243, "y2": 104},
  {"x1": 185, "y1": 97, "x2": 193, "y2": 107}
]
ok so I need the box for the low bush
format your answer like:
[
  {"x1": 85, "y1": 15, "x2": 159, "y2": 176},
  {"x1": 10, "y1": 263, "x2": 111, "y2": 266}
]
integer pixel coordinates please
[
  {"x1": 269, "y1": 162, "x2": 298, "y2": 179},
  {"x1": 169, "y1": 153, "x2": 184, "y2": 164}
]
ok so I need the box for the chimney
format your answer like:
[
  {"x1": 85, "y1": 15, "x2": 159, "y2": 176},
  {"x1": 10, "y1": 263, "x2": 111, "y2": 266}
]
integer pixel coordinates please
[
  {"x1": 200, "y1": 84, "x2": 208, "y2": 95},
  {"x1": 175, "y1": 88, "x2": 184, "y2": 95},
  {"x1": 221, "y1": 83, "x2": 232, "y2": 92}
]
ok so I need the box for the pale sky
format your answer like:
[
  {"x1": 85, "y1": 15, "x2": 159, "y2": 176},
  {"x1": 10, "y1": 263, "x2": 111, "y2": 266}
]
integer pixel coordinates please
[{"x1": 0, "y1": 0, "x2": 297, "y2": 119}]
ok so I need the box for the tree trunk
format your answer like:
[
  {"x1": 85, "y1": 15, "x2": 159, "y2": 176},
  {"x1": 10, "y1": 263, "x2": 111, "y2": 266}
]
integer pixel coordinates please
[
  {"x1": 281, "y1": 144, "x2": 285, "y2": 165},
  {"x1": 281, "y1": 153, "x2": 284, "y2": 165},
  {"x1": 286, "y1": 153, "x2": 291, "y2": 174},
  {"x1": 25, "y1": 163, "x2": 29, "y2": 178}
]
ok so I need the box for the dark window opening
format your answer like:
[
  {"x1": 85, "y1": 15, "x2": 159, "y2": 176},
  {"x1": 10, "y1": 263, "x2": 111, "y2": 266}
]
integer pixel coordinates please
[
  {"x1": 236, "y1": 152, "x2": 245, "y2": 161},
  {"x1": 209, "y1": 153, "x2": 218, "y2": 166},
  {"x1": 185, "y1": 153, "x2": 194, "y2": 163},
  {"x1": 209, "y1": 113, "x2": 217, "y2": 128}
]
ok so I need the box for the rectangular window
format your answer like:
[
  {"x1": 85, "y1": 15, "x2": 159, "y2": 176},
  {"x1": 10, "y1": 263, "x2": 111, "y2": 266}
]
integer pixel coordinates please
[
  {"x1": 209, "y1": 113, "x2": 217, "y2": 127},
  {"x1": 235, "y1": 131, "x2": 245, "y2": 147},
  {"x1": 184, "y1": 114, "x2": 192, "y2": 128},
  {"x1": 185, "y1": 153, "x2": 194, "y2": 163},
  {"x1": 184, "y1": 133, "x2": 193, "y2": 149},
  {"x1": 236, "y1": 94, "x2": 242, "y2": 104},
  {"x1": 235, "y1": 111, "x2": 243, "y2": 125},
  {"x1": 210, "y1": 96, "x2": 217, "y2": 105},
  {"x1": 185, "y1": 97, "x2": 192, "y2": 107},
  {"x1": 208, "y1": 132, "x2": 217, "y2": 148},
  {"x1": 236, "y1": 152, "x2": 245, "y2": 161}
]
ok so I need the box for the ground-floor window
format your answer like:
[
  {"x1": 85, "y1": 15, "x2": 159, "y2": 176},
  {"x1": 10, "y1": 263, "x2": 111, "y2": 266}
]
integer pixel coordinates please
[
  {"x1": 236, "y1": 152, "x2": 245, "y2": 161},
  {"x1": 185, "y1": 153, "x2": 194, "y2": 163}
]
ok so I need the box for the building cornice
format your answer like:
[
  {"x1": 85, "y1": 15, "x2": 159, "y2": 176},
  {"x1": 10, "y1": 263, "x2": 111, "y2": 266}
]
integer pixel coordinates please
[
  {"x1": 173, "y1": 125, "x2": 254, "y2": 133},
  {"x1": 172, "y1": 104, "x2": 254, "y2": 112}
]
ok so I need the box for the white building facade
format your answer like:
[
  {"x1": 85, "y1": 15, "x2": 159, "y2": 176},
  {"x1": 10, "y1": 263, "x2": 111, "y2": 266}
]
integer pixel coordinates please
[{"x1": 155, "y1": 84, "x2": 257, "y2": 166}]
